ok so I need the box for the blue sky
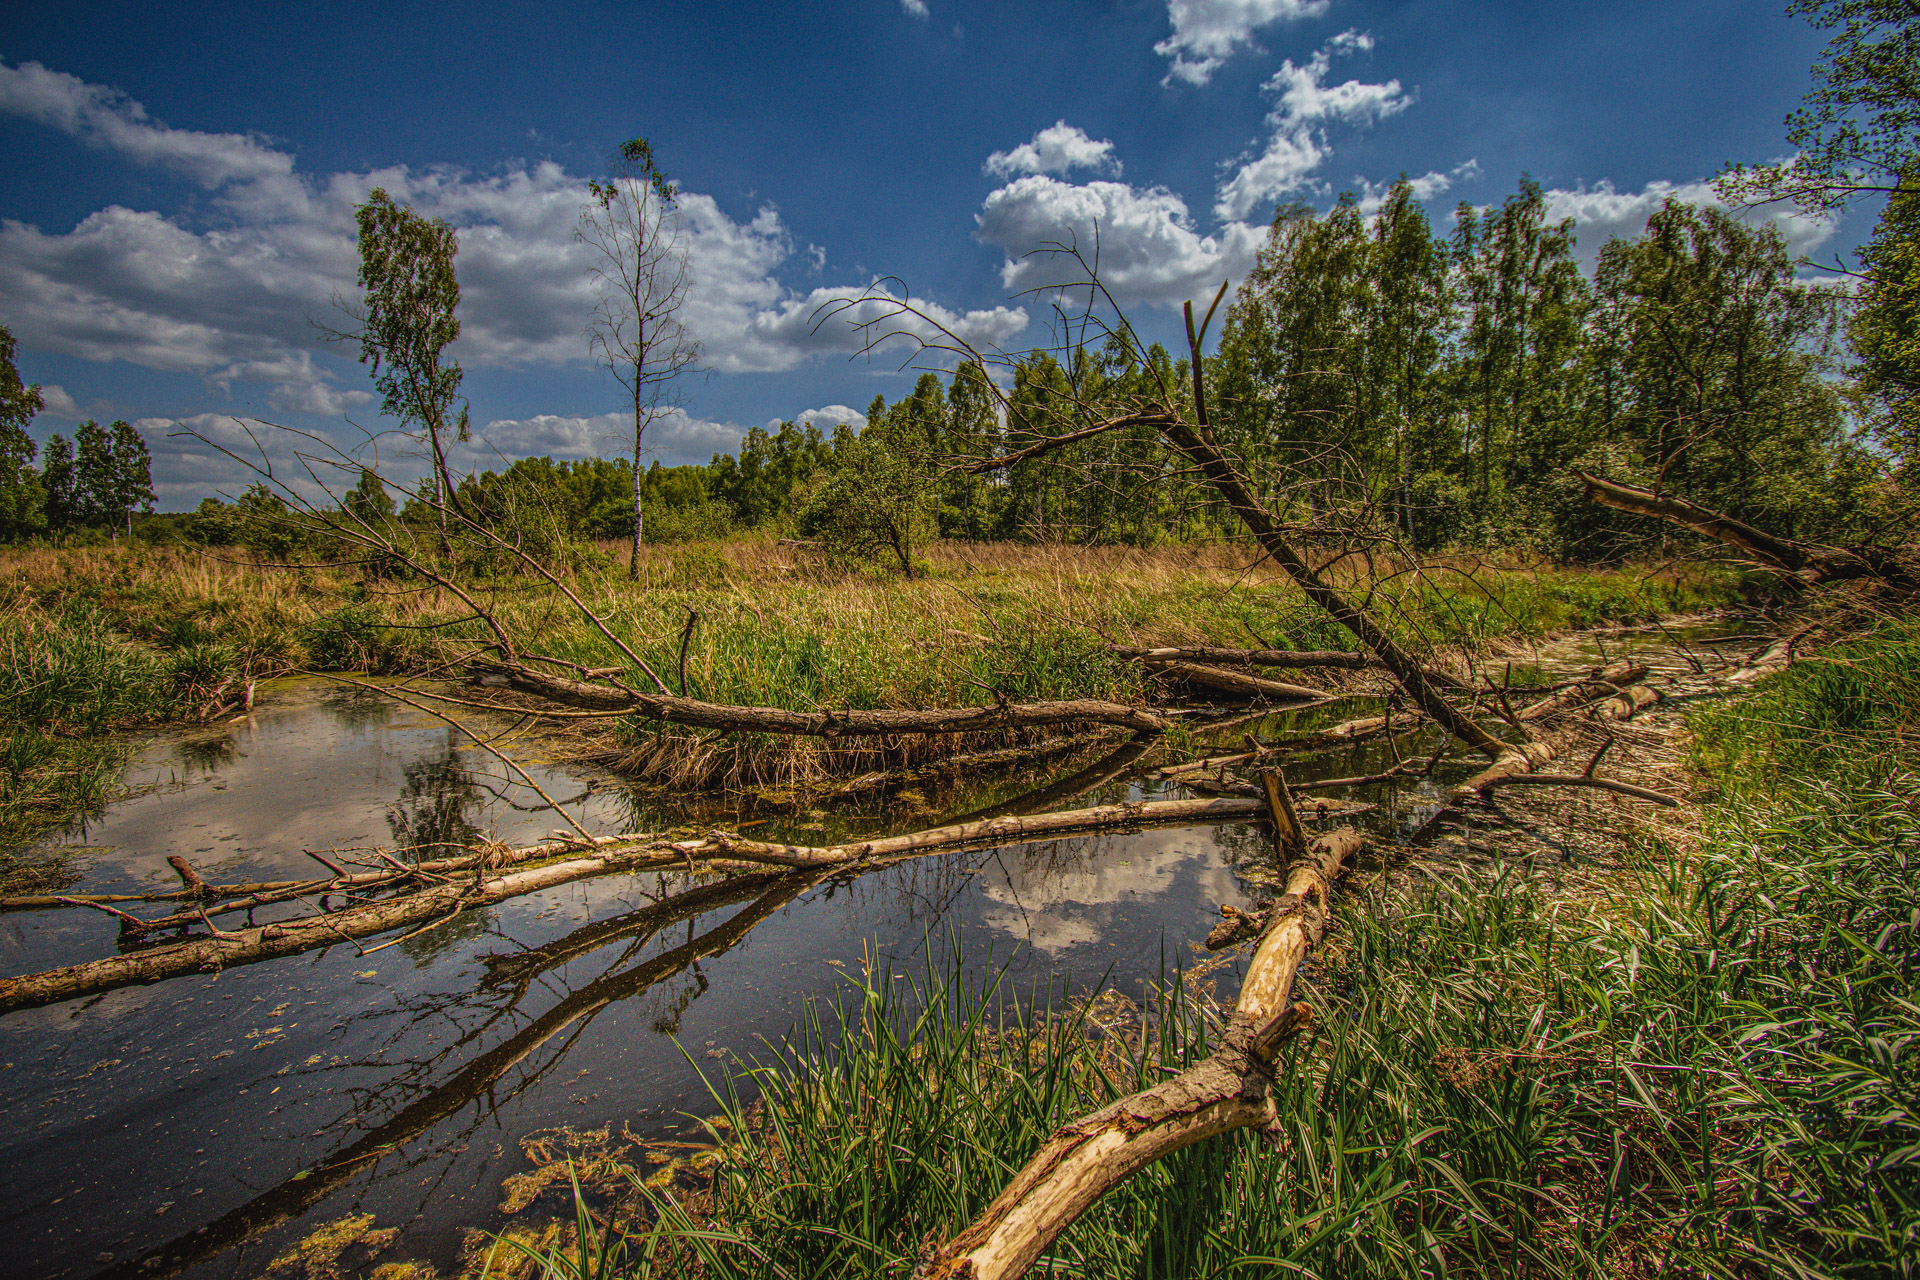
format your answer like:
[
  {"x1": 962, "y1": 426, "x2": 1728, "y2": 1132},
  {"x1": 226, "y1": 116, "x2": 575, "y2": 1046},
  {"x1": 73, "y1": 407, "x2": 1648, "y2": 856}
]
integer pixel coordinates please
[{"x1": 0, "y1": 0, "x2": 1857, "y2": 508}]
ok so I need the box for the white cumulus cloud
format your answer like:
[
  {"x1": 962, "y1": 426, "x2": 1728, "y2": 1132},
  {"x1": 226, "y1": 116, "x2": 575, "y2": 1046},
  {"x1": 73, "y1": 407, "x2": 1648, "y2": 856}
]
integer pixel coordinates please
[
  {"x1": 1352, "y1": 159, "x2": 1482, "y2": 216},
  {"x1": 1155, "y1": 0, "x2": 1329, "y2": 87},
  {"x1": 782, "y1": 404, "x2": 868, "y2": 432},
  {"x1": 0, "y1": 58, "x2": 1007, "y2": 423},
  {"x1": 0, "y1": 59, "x2": 292, "y2": 189},
  {"x1": 1214, "y1": 30, "x2": 1410, "y2": 221},
  {"x1": 985, "y1": 122, "x2": 1121, "y2": 178},
  {"x1": 1539, "y1": 177, "x2": 1839, "y2": 271},
  {"x1": 976, "y1": 175, "x2": 1264, "y2": 310},
  {"x1": 34, "y1": 383, "x2": 80, "y2": 420},
  {"x1": 468, "y1": 407, "x2": 745, "y2": 465},
  {"x1": 901, "y1": 0, "x2": 930, "y2": 16}
]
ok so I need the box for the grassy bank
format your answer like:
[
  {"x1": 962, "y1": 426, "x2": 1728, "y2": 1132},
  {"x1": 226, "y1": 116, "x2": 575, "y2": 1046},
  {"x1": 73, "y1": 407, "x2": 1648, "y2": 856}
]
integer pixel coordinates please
[
  {"x1": 0, "y1": 538, "x2": 1746, "y2": 849},
  {"x1": 536, "y1": 614, "x2": 1920, "y2": 1278}
]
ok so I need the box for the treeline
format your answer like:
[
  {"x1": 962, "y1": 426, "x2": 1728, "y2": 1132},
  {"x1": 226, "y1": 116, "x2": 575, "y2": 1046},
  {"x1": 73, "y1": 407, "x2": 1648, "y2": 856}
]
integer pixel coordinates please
[
  {"x1": 431, "y1": 183, "x2": 1890, "y2": 566},
  {"x1": 454, "y1": 183, "x2": 1904, "y2": 566},
  {"x1": 3, "y1": 180, "x2": 1911, "y2": 566},
  {"x1": 0, "y1": 329, "x2": 155, "y2": 542}
]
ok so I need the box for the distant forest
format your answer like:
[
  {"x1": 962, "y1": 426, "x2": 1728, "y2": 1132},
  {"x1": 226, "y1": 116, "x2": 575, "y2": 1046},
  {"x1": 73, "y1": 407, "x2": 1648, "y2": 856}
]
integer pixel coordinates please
[{"x1": 4, "y1": 174, "x2": 1915, "y2": 566}]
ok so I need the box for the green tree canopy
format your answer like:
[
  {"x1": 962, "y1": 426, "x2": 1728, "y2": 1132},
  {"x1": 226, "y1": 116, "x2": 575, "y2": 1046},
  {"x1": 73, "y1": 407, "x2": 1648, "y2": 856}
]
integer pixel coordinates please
[
  {"x1": 0, "y1": 323, "x2": 46, "y2": 541},
  {"x1": 353, "y1": 188, "x2": 470, "y2": 526}
]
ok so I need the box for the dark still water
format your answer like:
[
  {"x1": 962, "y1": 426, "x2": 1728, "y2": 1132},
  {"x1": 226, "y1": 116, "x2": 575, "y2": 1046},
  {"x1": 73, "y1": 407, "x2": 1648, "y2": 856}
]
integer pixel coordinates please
[{"x1": 0, "y1": 679, "x2": 1446, "y2": 1279}]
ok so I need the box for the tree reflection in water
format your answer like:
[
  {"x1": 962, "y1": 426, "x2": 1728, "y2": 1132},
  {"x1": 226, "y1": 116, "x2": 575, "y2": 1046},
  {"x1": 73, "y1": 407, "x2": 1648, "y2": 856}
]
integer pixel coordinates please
[
  {"x1": 100, "y1": 869, "x2": 809, "y2": 1280},
  {"x1": 386, "y1": 737, "x2": 487, "y2": 862}
]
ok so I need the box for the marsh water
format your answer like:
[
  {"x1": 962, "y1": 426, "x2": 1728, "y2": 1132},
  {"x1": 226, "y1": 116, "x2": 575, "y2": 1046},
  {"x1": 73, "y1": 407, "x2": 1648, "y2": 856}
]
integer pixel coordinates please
[{"x1": 0, "y1": 628, "x2": 1726, "y2": 1279}]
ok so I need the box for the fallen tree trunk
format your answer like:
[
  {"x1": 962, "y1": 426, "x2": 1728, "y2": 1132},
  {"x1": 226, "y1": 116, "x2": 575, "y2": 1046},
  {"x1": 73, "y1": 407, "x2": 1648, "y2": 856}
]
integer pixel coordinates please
[
  {"x1": 480, "y1": 661, "x2": 1171, "y2": 735},
  {"x1": 1451, "y1": 683, "x2": 1660, "y2": 802},
  {"x1": 1723, "y1": 626, "x2": 1814, "y2": 687},
  {"x1": 1114, "y1": 645, "x2": 1386, "y2": 671},
  {"x1": 1157, "y1": 416, "x2": 1508, "y2": 759},
  {"x1": 1575, "y1": 472, "x2": 1911, "y2": 587},
  {"x1": 1516, "y1": 659, "x2": 1648, "y2": 722},
  {"x1": 915, "y1": 826, "x2": 1363, "y2": 1280},
  {"x1": 662, "y1": 795, "x2": 1366, "y2": 870},
  {"x1": 768, "y1": 730, "x2": 1121, "y2": 806},
  {"x1": 0, "y1": 795, "x2": 1346, "y2": 1015},
  {"x1": 1142, "y1": 660, "x2": 1334, "y2": 704},
  {"x1": 1, "y1": 838, "x2": 581, "y2": 914}
]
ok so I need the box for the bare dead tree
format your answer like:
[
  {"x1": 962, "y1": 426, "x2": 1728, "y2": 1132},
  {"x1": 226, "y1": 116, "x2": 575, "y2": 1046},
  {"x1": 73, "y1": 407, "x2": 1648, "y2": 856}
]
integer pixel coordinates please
[{"x1": 579, "y1": 137, "x2": 704, "y2": 580}]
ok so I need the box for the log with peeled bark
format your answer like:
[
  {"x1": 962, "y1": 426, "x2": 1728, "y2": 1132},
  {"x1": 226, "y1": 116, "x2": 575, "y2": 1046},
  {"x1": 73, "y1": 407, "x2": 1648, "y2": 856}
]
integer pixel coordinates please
[
  {"x1": 914, "y1": 825, "x2": 1363, "y2": 1280},
  {"x1": 478, "y1": 660, "x2": 1171, "y2": 735},
  {"x1": 1114, "y1": 645, "x2": 1387, "y2": 670},
  {"x1": 1575, "y1": 472, "x2": 1911, "y2": 587},
  {"x1": 1450, "y1": 683, "x2": 1660, "y2": 802},
  {"x1": 1143, "y1": 660, "x2": 1335, "y2": 704},
  {"x1": 0, "y1": 795, "x2": 1347, "y2": 1015},
  {"x1": 1516, "y1": 659, "x2": 1649, "y2": 722}
]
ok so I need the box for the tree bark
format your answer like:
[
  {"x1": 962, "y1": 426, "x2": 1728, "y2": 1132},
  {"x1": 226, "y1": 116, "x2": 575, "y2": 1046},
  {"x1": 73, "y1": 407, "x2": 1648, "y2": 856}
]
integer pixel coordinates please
[
  {"x1": 1143, "y1": 660, "x2": 1334, "y2": 704},
  {"x1": 0, "y1": 795, "x2": 1334, "y2": 1015},
  {"x1": 481, "y1": 660, "x2": 1171, "y2": 735},
  {"x1": 1575, "y1": 472, "x2": 1910, "y2": 586},
  {"x1": 915, "y1": 826, "x2": 1363, "y2": 1280}
]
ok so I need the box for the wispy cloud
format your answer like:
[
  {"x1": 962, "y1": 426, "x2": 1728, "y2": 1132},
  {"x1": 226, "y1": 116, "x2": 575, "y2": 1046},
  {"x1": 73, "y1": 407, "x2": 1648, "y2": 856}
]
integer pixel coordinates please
[
  {"x1": 1214, "y1": 30, "x2": 1410, "y2": 221},
  {"x1": 1155, "y1": 0, "x2": 1328, "y2": 88}
]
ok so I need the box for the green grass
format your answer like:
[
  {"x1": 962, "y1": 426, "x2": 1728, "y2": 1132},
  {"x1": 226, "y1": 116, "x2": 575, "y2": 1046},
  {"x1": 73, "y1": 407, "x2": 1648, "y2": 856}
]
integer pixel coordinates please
[
  {"x1": 0, "y1": 537, "x2": 1745, "y2": 828},
  {"x1": 521, "y1": 612, "x2": 1920, "y2": 1279}
]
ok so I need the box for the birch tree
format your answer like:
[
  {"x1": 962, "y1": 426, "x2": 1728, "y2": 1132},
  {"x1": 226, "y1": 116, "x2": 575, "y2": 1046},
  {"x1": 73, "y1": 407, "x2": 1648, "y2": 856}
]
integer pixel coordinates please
[{"x1": 579, "y1": 137, "x2": 703, "y2": 578}]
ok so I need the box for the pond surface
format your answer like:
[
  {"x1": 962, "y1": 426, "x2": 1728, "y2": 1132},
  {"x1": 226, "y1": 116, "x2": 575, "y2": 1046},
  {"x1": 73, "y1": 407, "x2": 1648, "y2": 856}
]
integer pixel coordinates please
[{"x1": 0, "y1": 629, "x2": 1732, "y2": 1279}]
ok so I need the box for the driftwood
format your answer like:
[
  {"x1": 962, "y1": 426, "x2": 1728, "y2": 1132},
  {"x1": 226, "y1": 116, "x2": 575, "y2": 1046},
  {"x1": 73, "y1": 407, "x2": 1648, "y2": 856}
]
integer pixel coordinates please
[
  {"x1": 1451, "y1": 683, "x2": 1660, "y2": 802},
  {"x1": 1142, "y1": 660, "x2": 1334, "y2": 704},
  {"x1": 1113, "y1": 645, "x2": 1386, "y2": 670},
  {"x1": 915, "y1": 826, "x2": 1363, "y2": 1280},
  {"x1": 1516, "y1": 659, "x2": 1648, "y2": 722},
  {"x1": 1576, "y1": 472, "x2": 1910, "y2": 587},
  {"x1": 0, "y1": 795, "x2": 1346, "y2": 1016},
  {"x1": 480, "y1": 660, "x2": 1171, "y2": 735}
]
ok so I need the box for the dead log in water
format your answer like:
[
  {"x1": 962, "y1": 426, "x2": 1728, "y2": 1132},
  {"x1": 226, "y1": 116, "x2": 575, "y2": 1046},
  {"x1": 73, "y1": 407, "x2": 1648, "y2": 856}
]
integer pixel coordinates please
[
  {"x1": 478, "y1": 660, "x2": 1171, "y2": 735},
  {"x1": 1113, "y1": 645, "x2": 1386, "y2": 670},
  {"x1": 1451, "y1": 682, "x2": 1660, "y2": 802},
  {"x1": 915, "y1": 825, "x2": 1363, "y2": 1280},
  {"x1": 1516, "y1": 659, "x2": 1648, "y2": 722},
  {"x1": 0, "y1": 795, "x2": 1337, "y2": 1015},
  {"x1": 1141, "y1": 660, "x2": 1335, "y2": 704}
]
